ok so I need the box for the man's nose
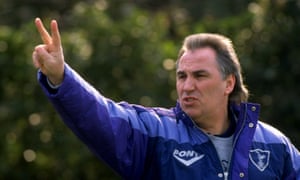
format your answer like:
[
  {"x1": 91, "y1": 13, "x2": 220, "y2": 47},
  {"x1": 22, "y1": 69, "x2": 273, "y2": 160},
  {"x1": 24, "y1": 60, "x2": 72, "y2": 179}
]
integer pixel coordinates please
[{"x1": 183, "y1": 77, "x2": 196, "y2": 91}]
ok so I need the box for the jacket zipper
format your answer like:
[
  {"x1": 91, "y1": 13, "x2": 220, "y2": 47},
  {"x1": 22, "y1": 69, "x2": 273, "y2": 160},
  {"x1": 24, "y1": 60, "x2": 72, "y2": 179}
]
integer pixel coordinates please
[
  {"x1": 190, "y1": 120, "x2": 227, "y2": 179},
  {"x1": 226, "y1": 103, "x2": 248, "y2": 179},
  {"x1": 190, "y1": 103, "x2": 248, "y2": 180}
]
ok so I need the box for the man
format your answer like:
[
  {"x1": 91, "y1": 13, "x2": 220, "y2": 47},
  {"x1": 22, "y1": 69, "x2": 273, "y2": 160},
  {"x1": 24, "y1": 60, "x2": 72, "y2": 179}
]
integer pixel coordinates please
[{"x1": 32, "y1": 18, "x2": 300, "y2": 179}]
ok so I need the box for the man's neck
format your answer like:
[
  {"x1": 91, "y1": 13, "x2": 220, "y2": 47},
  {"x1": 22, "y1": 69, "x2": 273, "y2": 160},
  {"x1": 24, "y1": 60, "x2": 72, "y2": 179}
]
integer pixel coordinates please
[
  {"x1": 195, "y1": 108, "x2": 231, "y2": 136},
  {"x1": 197, "y1": 119, "x2": 230, "y2": 136}
]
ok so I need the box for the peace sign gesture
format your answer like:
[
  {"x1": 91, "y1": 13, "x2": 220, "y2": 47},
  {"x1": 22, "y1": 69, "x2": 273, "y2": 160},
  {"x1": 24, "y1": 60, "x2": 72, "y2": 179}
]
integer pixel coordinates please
[{"x1": 32, "y1": 18, "x2": 65, "y2": 85}]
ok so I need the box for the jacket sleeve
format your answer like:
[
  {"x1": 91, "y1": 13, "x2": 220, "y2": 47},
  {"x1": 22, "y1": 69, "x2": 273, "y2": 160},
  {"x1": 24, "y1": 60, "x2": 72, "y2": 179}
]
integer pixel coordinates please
[
  {"x1": 283, "y1": 138, "x2": 300, "y2": 180},
  {"x1": 37, "y1": 64, "x2": 149, "y2": 179}
]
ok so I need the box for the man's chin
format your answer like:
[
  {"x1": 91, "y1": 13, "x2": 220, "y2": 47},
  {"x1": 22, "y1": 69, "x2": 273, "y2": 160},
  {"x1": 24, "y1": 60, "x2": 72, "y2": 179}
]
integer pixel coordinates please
[{"x1": 182, "y1": 108, "x2": 197, "y2": 118}]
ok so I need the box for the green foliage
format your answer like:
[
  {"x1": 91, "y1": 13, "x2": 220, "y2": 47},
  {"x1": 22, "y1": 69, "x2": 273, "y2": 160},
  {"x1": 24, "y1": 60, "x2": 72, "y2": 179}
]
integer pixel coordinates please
[{"x1": 0, "y1": 0, "x2": 300, "y2": 179}]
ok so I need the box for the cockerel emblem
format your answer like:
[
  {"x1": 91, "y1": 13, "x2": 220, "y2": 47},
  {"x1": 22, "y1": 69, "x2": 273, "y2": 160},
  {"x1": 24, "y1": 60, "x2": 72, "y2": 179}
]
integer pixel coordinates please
[{"x1": 249, "y1": 149, "x2": 270, "y2": 172}]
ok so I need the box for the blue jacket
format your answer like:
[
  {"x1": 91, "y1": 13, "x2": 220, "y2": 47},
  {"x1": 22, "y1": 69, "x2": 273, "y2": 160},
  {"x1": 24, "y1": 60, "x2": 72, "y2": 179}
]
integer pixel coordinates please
[{"x1": 38, "y1": 64, "x2": 300, "y2": 180}]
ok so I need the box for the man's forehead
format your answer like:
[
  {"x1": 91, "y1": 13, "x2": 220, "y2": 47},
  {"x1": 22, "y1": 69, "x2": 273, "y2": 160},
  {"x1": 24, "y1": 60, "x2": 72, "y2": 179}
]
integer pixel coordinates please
[{"x1": 178, "y1": 48, "x2": 217, "y2": 66}]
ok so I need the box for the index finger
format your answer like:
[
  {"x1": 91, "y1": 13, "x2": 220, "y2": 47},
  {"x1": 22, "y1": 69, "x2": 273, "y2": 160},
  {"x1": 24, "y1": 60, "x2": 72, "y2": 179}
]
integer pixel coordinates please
[
  {"x1": 35, "y1": 18, "x2": 52, "y2": 45},
  {"x1": 50, "y1": 20, "x2": 62, "y2": 49}
]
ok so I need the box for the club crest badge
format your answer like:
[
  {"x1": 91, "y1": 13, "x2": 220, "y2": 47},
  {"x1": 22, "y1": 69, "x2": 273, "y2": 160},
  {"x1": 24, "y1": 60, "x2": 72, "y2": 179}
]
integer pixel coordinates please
[{"x1": 249, "y1": 149, "x2": 270, "y2": 172}]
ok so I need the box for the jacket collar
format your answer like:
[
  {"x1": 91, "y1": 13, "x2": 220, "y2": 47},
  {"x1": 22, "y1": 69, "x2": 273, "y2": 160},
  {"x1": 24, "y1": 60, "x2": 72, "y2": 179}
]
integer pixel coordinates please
[
  {"x1": 173, "y1": 101, "x2": 261, "y2": 129},
  {"x1": 173, "y1": 101, "x2": 194, "y2": 127}
]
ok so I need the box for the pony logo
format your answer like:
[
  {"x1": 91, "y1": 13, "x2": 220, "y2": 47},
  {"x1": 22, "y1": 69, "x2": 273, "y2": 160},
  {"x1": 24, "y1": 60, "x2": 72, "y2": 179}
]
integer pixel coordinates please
[
  {"x1": 249, "y1": 149, "x2": 270, "y2": 172},
  {"x1": 173, "y1": 149, "x2": 205, "y2": 166}
]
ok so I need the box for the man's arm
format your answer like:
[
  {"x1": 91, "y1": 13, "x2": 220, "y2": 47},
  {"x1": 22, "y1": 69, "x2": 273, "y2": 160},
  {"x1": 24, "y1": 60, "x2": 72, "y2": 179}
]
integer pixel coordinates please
[
  {"x1": 284, "y1": 140, "x2": 300, "y2": 179},
  {"x1": 32, "y1": 18, "x2": 148, "y2": 179},
  {"x1": 38, "y1": 64, "x2": 148, "y2": 179}
]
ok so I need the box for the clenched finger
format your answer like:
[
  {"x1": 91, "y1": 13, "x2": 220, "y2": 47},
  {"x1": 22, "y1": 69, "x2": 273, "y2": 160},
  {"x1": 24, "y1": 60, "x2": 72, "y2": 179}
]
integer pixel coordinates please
[
  {"x1": 35, "y1": 45, "x2": 52, "y2": 64},
  {"x1": 32, "y1": 51, "x2": 41, "y2": 68}
]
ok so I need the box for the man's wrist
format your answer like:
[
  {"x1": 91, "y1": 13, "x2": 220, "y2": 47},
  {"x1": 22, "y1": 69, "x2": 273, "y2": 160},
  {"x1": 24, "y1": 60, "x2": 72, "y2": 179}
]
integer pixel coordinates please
[{"x1": 47, "y1": 78, "x2": 61, "y2": 89}]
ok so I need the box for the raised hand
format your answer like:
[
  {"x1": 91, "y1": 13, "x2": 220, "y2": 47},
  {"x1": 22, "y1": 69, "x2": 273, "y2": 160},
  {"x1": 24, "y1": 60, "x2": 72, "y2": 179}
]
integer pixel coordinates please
[{"x1": 32, "y1": 18, "x2": 65, "y2": 85}]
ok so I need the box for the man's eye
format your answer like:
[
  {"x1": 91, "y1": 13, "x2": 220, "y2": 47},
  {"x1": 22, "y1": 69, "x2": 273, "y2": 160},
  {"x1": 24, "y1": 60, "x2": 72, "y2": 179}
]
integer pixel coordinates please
[
  {"x1": 177, "y1": 74, "x2": 186, "y2": 79},
  {"x1": 195, "y1": 73, "x2": 207, "y2": 78}
]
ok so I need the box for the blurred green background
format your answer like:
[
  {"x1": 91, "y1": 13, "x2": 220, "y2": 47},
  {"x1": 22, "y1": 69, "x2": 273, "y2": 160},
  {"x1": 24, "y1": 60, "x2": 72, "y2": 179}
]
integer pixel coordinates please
[{"x1": 1, "y1": 0, "x2": 300, "y2": 179}]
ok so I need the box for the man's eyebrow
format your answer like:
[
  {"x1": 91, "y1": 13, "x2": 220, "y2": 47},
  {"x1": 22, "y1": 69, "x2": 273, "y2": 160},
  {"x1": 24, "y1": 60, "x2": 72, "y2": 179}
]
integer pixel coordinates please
[
  {"x1": 176, "y1": 70, "x2": 188, "y2": 76},
  {"x1": 176, "y1": 69, "x2": 208, "y2": 74},
  {"x1": 192, "y1": 70, "x2": 208, "y2": 74},
  {"x1": 176, "y1": 70, "x2": 185, "y2": 74}
]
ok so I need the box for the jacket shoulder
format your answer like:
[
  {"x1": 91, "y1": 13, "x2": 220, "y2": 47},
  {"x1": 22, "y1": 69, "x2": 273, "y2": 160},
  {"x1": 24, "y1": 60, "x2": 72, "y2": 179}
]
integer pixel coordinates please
[{"x1": 254, "y1": 121, "x2": 292, "y2": 145}]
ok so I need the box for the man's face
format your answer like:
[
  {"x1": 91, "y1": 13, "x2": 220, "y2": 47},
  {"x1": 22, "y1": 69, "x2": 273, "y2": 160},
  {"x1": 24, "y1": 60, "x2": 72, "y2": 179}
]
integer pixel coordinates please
[{"x1": 176, "y1": 47, "x2": 235, "y2": 122}]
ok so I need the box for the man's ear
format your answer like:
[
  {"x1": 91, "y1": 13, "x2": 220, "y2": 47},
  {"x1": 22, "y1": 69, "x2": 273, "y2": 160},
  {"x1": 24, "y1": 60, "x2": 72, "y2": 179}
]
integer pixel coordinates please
[{"x1": 225, "y1": 74, "x2": 236, "y2": 95}]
